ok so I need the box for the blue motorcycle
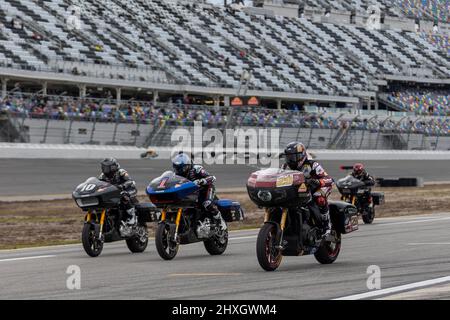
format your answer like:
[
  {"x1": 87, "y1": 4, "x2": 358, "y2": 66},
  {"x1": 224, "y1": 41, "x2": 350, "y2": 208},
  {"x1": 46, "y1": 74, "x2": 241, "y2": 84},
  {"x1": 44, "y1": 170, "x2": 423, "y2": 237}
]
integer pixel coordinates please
[{"x1": 146, "y1": 171, "x2": 245, "y2": 260}]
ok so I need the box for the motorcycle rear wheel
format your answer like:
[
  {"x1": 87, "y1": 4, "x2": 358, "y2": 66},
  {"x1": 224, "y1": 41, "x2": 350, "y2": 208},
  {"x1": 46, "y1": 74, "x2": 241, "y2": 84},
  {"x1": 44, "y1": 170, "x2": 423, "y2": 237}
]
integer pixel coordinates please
[
  {"x1": 82, "y1": 223, "x2": 104, "y2": 257},
  {"x1": 126, "y1": 223, "x2": 148, "y2": 253},
  {"x1": 314, "y1": 230, "x2": 341, "y2": 264},
  {"x1": 155, "y1": 222, "x2": 179, "y2": 260},
  {"x1": 204, "y1": 228, "x2": 228, "y2": 255},
  {"x1": 256, "y1": 223, "x2": 282, "y2": 271}
]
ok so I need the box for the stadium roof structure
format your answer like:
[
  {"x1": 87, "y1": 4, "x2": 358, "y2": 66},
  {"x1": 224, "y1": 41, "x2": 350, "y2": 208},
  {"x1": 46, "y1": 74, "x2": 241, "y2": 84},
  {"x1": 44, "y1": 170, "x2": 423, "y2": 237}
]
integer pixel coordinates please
[{"x1": 0, "y1": 0, "x2": 448, "y2": 106}]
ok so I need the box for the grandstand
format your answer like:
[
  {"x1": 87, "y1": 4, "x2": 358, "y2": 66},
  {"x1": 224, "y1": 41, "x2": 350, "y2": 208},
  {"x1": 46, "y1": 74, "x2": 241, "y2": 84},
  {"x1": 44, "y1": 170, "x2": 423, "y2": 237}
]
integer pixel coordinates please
[{"x1": 0, "y1": 0, "x2": 449, "y2": 150}]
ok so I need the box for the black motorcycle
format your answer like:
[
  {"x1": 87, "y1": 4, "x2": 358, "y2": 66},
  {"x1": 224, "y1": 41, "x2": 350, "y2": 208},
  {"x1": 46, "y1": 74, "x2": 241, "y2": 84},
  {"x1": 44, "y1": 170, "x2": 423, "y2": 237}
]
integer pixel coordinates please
[
  {"x1": 73, "y1": 177, "x2": 159, "y2": 257},
  {"x1": 336, "y1": 175, "x2": 384, "y2": 224},
  {"x1": 146, "y1": 171, "x2": 244, "y2": 260},
  {"x1": 247, "y1": 168, "x2": 359, "y2": 271}
]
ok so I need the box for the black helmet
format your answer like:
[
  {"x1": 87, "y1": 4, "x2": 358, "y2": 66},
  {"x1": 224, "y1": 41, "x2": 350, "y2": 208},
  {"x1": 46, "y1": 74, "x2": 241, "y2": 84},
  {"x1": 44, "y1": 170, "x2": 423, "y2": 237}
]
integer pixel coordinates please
[
  {"x1": 172, "y1": 152, "x2": 192, "y2": 177},
  {"x1": 101, "y1": 158, "x2": 120, "y2": 178},
  {"x1": 284, "y1": 142, "x2": 307, "y2": 170}
]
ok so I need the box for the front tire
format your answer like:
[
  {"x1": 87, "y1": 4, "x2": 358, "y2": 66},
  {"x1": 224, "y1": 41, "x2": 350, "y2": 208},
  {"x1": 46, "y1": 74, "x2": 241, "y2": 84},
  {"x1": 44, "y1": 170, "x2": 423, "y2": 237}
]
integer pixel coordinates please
[
  {"x1": 126, "y1": 223, "x2": 148, "y2": 253},
  {"x1": 314, "y1": 230, "x2": 341, "y2": 264},
  {"x1": 204, "y1": 228, "x2": 228, "y2": 255},
  {"x1": 81, "y1": 223, "x2": 103, "y2": 257},
  {"x1": 362, "y1": 206, "x2": 375, "y2": 224},
  {"x1": 256, "y1": 223, "x2": 282, "y2": 271},
  {"x1": 155, "y1": 222, "x2": 179, "y2": 260}
]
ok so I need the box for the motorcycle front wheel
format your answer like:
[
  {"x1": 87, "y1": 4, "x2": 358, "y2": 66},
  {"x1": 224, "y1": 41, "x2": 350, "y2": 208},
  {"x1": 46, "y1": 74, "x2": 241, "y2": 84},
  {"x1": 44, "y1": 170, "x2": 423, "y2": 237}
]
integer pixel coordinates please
[
  {"x1": 362, "y1": 206, "x2": 375, "y2": 224},
  {"x1": 81, "y1": 223, "x2": 104, "y2": 257},
  {"x1": 256, "y1": 223, "x2": 283, "y2": 271},
  {"x1": 155, "y1": 222, "x2": 179, "y2": 260}
]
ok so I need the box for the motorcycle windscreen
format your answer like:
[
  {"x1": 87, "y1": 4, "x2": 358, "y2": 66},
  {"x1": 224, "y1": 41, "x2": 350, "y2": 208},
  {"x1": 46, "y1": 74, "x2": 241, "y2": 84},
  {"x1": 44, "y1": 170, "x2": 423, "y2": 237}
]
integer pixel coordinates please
[{"x1": 147, "y1": 183, "x2": 199, "y2": 207}]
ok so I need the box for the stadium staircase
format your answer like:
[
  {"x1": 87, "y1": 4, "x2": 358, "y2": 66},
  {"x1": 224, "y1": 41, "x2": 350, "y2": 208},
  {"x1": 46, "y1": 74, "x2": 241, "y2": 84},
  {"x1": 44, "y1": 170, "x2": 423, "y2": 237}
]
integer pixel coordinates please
[
  {"x1": 381, "y1": 133, "x2": 408, "y2": 150},
  {"x1": 0, "y1": 111, "x2": 29, "y2": 142},
  {"x1": 327, "y1": 127, "x2": 348, "y2": 149},
  {"x1": 378, "y1": 94, "x2": 407, "y2": 112}
]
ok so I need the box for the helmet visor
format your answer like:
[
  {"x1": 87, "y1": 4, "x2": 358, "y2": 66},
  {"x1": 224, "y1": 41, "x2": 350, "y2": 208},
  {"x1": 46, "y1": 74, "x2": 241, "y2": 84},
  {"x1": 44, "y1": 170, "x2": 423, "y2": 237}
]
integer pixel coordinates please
[
  {"x1": 101, "y1": 163, "x2": 118, "y2": 176},
  {"x1": 173, "y1": 163, "x2": 189, "y2": 175},
  {"x1": 101, "y1": 164, "x2": 111, "y2": 175},
  {"x1": 285, "y1": 153, "x2": 302, "y2": 164}
]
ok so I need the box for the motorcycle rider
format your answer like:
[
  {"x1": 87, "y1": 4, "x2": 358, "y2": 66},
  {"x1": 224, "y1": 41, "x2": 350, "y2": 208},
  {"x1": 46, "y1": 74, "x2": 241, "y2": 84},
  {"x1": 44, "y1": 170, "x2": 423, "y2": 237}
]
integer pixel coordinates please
[
  {"x1": 351, "y1": 163, "x2": 375, "y2": 187},
  {"x1": 282, "y1": 142, "x2": 334, "y2": 237},
  {"x1": 172, "y1": 152, "x2": 227, "y2": 231},
  {"x1": 99, "y1": 158, "x2": 138, "y2": 226},
  {"x1": 351, "y1": 163, "x2": 376, "y2": 210}
]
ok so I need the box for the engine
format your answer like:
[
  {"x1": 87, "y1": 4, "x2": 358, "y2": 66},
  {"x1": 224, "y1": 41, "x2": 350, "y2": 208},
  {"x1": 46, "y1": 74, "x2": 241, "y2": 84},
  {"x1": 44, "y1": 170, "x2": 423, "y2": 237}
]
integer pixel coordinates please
[{"x1": 196, "y1": 218, "x2": 212, "y2": 239}]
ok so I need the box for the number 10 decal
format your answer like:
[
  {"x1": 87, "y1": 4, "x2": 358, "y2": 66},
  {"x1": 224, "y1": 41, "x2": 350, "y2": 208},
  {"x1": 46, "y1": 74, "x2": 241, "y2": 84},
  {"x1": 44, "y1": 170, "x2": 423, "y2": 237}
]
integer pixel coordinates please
[{"x1": 81, "y1": 184, "x2": 95, "y2": 192}]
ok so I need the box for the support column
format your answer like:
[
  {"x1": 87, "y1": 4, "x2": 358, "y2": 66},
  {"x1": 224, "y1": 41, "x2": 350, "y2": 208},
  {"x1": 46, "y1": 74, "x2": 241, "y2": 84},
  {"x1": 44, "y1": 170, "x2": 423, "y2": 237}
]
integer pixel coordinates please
[
  {"x1": 153, "y1": 90, "x2": 159, "y2": 105},
  {"x1": 79, "y1": 84, "x2": 87, "y2": 98},
  {"x1": 276, "y1": 99, "x2": 282, "y2": 110},
  {"x1": 1, "y1": 78, "x2": 8, "y2": 99},
  {"x1": 116, "y1": 87, "x2": 122, "y2": 105},
  {"x1": 223, "y1": 96, "x2": 230, "y2": 107},
  {"x1": 42, "y1": 81, "x2": 47, "y2": 96},
  {"x1": 213, "y1": 95, "x2": 220, "y2": 107}
]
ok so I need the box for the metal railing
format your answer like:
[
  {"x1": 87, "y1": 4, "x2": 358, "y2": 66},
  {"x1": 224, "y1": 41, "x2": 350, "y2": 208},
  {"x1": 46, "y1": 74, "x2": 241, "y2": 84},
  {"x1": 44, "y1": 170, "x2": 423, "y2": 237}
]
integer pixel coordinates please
[{"x1": 2, "y1": 109, "x2": 448, "y2": 150}]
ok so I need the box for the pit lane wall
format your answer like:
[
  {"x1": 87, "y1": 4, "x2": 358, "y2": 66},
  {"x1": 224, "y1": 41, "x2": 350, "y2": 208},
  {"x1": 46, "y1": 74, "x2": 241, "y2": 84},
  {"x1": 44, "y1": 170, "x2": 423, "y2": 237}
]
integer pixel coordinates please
[{"x1": 2, "y1": 143, "x2": 450, "y2": 160}]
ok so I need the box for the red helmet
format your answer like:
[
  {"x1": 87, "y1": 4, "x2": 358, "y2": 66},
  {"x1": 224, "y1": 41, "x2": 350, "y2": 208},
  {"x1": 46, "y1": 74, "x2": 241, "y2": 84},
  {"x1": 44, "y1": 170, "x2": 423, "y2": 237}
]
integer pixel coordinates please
[{"x1": 353, "y1": 163, "x2": 364, "y2": 176}]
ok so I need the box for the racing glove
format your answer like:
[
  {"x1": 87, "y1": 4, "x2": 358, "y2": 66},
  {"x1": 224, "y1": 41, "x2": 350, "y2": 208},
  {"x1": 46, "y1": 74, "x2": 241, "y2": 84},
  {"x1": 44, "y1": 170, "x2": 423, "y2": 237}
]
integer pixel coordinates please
[
  {"x1": 306, "y1": 178, "x2": 321, "y2": 191},
  {"x1": 194, "y1": 179, "x2": 208, "y2": 186}
]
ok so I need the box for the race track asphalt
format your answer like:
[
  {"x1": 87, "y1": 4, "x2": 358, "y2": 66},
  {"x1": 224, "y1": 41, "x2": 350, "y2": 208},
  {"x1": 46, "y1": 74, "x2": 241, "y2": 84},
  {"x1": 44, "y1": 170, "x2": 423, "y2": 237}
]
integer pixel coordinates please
[
  {"x1": 1, "y1": 213, "x2": 450, "y2": 299},
  {"x1": 0, "y1": 159, "x2": 449, "y2": 197}
]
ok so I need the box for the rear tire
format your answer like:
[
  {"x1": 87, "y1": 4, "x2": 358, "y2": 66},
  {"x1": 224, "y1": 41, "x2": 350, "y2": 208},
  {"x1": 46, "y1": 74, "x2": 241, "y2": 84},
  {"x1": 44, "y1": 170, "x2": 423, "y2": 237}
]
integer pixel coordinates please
[
  {"x1": 82, "y1": 223, "x2": 103, "y2": 257},
  {"x1": 155, "y1": 222, "x2": 179, "y2": 260},
  {"x1": 126, "y1": 224, "x2": 148, "y2": 253},
  {"x1": 362, "y1": 206, "x2": 375, "y2": 224},
  {"x1": 256, "y1": 223, "x2": 282, "y2": 271},
  {"x1": 314, "y1": 231, "x2": 341, "y2": 264},
  {"x1": 204, "y1": 229, "x2": 228, "y2": 255}
]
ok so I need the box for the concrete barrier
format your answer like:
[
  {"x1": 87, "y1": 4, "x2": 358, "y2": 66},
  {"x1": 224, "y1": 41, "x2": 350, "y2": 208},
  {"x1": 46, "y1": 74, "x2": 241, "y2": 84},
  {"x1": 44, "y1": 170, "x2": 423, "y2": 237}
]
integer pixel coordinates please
[
  {"x1": 0, "y1": 143, "x2": 147, "y2": 159},
  {"x1": 377, "y1": 177, "x2": 425, "y2": 187},
  {"x1": 2, "y1": 143, "x2": 450, "y2": 161}
]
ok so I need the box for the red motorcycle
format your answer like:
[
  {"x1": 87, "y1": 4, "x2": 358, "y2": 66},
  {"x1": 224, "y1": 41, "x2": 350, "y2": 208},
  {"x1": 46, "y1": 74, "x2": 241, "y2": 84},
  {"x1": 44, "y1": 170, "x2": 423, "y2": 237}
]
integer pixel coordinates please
[{"x1": 247, "y1": 168, "x2": 359, "y2": 271}]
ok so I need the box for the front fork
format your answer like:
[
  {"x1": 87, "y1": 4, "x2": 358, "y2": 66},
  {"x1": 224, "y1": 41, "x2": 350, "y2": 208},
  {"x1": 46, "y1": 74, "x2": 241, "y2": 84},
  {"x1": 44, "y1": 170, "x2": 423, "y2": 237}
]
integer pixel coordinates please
[
  {"x1": 159, "y1": 208, "x2": 182, "y2": 242},
  {"x1": 264, "y1": 208, "x2": 287, "y2": 249},
  {"x1": 174, "y1": 208, "x2": 182, "y2": 241},
  {"x1": 85, "y1": 209, "x2": 106, "y2": 239}
]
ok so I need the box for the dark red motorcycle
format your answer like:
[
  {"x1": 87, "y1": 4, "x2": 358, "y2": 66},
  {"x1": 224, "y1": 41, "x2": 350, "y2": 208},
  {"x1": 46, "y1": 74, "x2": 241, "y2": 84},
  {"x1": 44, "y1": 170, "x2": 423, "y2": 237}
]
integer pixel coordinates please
[{"x1": 247, "y1": 168, "x2": 359, "y2": 271}]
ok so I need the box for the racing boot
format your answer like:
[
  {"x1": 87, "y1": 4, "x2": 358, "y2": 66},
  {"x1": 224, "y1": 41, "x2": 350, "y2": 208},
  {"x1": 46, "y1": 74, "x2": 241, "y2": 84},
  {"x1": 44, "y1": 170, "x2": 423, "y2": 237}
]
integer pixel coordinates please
[
  {"x1": 212, "y1": 212, "x2": 228, "y2": 231},
  {"x1": 125, "y1": 207, "x2": 137, "y2": 226},
  {"x1": 320, "y1": 209, "x2": 332, "y2": 239}
]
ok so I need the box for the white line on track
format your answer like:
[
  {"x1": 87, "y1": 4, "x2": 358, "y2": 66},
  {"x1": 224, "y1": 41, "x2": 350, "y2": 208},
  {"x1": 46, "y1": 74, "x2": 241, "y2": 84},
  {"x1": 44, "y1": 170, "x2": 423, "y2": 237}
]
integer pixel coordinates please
[
  {"x1": 229, "y1": 235, "x2": 257, "y2": 241},
  {"x1": 407, "y1": 242, "x2": 450, "y2": 245},
  {"x1": 0, "y1": 255, "x2": 56, "y2": 263},
  {"x1": 334, "y1": 276, "x2": 450, "y2": 300},
  {"x1": 377, "y1": 216, "x2": 450, "y2": 226}
]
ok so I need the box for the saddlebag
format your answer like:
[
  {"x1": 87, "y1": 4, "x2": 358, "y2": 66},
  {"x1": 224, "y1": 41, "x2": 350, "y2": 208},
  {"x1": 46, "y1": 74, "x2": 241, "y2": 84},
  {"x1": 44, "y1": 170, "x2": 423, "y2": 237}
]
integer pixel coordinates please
[
  {"x1": 217, "y1": 199, "x2": 245, "y2": 222},
  {"x1": 136, "y1": 203, "x2": 160, "y2": 223},
  {"x1": 371, "y1": 192, "x2": 385, "y2": 205},
  {"x1": 329, "y1": 201, "x2": 359, "y2": 234}
]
